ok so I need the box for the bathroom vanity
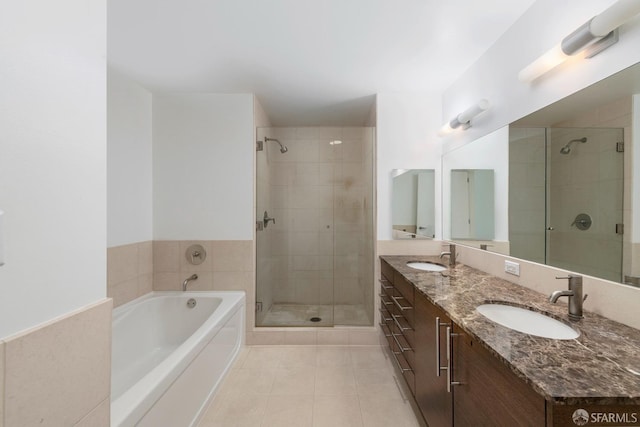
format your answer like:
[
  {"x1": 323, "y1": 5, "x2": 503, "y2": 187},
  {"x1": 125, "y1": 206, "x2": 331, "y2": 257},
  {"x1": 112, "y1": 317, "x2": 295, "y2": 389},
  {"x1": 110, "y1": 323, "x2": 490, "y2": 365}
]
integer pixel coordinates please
[{"x1": 380, "y1": 255, "x2": 640, "y2": 427}]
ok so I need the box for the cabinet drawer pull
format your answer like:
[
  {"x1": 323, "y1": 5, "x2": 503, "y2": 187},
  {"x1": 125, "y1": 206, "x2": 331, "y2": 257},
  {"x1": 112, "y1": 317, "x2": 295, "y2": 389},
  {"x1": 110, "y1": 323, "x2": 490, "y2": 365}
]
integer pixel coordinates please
[
  {"x1": 379, "y1": 279, "x2": 393, "y2": 291},
  {"x1": 379, "y1": 308, "x2": 392, "y2": 323},
  {"x1": 391, "y1": 295, "x2": 413, "y2": 311},
  {"x1": 392, "y1": 314, "x2": 413, "y2": 331},
  {"x1": 435, "y1": 316, "x2": 450, "y2": 377},
  {"x1": 392, "y1": 351, "x2": 413, "y2": 373},
  {"x1": 446, "y1": 326, "x2": 461, "y2": 393},
  {"x1": 379, "y1": 323, "x2": 392, "y2": 337},
  {"x1": 379, "y1": 294, "x2": 393, "y2": 306},
  {"x1": 392, "y1": 333, "x2": 413, "y2": 352}
]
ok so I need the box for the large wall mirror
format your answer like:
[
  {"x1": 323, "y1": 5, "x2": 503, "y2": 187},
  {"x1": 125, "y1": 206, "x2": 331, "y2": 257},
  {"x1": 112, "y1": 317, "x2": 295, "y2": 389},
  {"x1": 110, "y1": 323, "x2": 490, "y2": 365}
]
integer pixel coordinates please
[
  {"x1": 392, "y1": 169, "x2": 435, "y2": 239},
  {"x1": 442, "y1": 127, "x2": 509, "y2": 253},
  {"x1": 451, "y1": 169, "x2": 495, "y2": 240},
  {"x1": 445, "y1": 62, "x2": 640, "y2": 286}
]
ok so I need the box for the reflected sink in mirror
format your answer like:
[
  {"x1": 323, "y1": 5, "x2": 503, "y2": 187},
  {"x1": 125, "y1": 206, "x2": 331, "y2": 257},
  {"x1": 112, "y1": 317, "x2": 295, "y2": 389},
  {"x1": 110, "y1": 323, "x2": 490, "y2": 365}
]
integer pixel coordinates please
[
  {"x1": 406, "y1": 261, "x2": 448, "y2": 272},
  {"x1": 476, "y1": 303, "x2": 580, "y2": 340}
]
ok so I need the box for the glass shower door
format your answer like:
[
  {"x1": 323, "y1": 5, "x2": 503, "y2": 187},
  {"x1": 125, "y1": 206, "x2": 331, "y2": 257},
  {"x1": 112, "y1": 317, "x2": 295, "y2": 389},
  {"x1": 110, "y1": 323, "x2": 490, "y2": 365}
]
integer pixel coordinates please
[{"x1": 255, "y1": 127, "x2": 336, "y2": 327}]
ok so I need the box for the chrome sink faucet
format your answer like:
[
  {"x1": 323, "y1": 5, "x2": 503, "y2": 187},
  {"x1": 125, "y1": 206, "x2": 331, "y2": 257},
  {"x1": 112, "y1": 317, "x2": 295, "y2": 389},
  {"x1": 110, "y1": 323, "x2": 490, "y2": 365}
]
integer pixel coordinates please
[
  {"x1": 182, "y1": 274, "x2": 198, "y2": 291},
  {"x1": 550, "y1": 275, "x2": 587, "y2": 320},
  {"x1": 440, "y1": 244, "x2": 456, "y2": 267}
]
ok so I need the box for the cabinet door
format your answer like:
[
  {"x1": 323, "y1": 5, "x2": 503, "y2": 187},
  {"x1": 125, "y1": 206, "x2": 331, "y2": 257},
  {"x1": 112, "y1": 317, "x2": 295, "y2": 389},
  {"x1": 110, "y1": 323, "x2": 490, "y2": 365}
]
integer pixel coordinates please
[
  {"x1": 414, "y1": 293, "x2": 453, "y2": 427},
  {"x1": 452, "y1": 326, "x2": 546, "y2": 427}
]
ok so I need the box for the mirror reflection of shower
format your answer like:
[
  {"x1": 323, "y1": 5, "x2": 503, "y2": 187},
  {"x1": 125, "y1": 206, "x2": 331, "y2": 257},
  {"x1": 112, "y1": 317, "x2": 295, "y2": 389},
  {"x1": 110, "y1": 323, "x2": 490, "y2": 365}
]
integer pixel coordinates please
[
  {"x1": 265, "y1": 137, "x2": 288, "y2": 153},
  {"x1": 560, "y1": 137, "x2": 587, "y2": 154}
]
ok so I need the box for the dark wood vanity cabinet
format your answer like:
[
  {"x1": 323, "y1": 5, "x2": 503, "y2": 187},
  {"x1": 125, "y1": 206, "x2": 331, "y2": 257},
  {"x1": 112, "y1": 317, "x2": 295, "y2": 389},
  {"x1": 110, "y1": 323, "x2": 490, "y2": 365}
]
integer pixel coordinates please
[
  {"x1": 381, "y1": 260, "x2": 417, "y2": 393},
  {"x1": 414, "y1": 291, "x2": 453, "y2": 427},
  {"x1": 452, "y1": 326, "x2": 546, "y2": 427},
  {"x1": 380, "y1": 259, "x2": 547, "y2": 427}
]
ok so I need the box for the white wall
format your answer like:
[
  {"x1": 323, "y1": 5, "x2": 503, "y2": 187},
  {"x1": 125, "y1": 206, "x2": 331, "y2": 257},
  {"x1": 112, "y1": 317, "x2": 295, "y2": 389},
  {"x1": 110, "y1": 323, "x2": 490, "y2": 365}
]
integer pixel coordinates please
[
  {"x1": 107, "y1": 69, "x2": 153, "y2": 247},
  {"x1": 442, "y1": 127, "x2": 509, "y2": 242},
  {"x1": 153, "y1": 94, "x2": 254, "y2": 240},
  {"x1": 442, "y1": 0, "x2": 640, "y2": 147},
  {"x1": 0, "y1": 1, "x2": 106, "y2": 339},
  {"x1": 376, "y1": 92, "x2": 443, "y2": 240}
]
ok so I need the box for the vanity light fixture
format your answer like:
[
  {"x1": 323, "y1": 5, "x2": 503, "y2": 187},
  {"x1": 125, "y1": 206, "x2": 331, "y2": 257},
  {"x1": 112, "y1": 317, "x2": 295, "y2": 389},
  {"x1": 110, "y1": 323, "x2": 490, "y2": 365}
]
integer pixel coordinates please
[
  {"x1": 438, "y1": 99, "x2": 490, "y2": 136},
  {"x1": 518, "y1": 0, "x2": 640, "y2": 83}
]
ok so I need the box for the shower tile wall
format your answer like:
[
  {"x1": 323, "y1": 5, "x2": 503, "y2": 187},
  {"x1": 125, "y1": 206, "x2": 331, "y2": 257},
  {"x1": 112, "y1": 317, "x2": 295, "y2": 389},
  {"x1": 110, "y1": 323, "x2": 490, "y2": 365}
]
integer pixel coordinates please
[
  {"x1": 107, "y1": 241, "x2": 153, "y2": 307},
  {"x1": 153, "y1": 240, "x2": 255, "y2": 330},
  {"x1": 107, "y1": 240, "x2": 255, "y2": 329},
  {"x1": 553, "y1": 96, "x2": 632, "y2": 282},
  {"x1": 258, "y1": 127, "x2": 374, "y2": 324}
]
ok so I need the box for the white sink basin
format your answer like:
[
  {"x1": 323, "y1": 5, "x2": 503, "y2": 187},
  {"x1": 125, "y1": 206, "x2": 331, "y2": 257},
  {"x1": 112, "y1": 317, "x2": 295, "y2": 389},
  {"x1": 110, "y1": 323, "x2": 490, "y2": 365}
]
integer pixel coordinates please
[
  {"x1": 406, "y1": 261, "x2": 447, "y2": 272},
  {"x1": 476, "y1": 303, "x2": 580, "y2": 340}
]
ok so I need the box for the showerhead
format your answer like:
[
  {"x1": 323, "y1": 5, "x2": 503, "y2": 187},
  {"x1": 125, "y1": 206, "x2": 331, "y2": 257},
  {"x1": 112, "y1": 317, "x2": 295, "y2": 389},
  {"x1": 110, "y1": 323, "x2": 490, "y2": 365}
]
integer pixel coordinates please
[
  {"x1": 560, "y1": 137, "x2": 587, "y2": 154},
  {"x1": 265, "y1": 137, "x2": 288, "y2": 154}
]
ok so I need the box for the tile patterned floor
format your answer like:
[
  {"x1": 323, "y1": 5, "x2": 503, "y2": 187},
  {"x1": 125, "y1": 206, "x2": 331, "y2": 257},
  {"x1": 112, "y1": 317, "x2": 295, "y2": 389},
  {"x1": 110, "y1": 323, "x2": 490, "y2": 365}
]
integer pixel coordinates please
[
  {"x1": 260, "y1": 304, "x2": 372, "y2": 327},
  {"x1": 198, "y1": 345, "x2": 426, "y2": 427}
]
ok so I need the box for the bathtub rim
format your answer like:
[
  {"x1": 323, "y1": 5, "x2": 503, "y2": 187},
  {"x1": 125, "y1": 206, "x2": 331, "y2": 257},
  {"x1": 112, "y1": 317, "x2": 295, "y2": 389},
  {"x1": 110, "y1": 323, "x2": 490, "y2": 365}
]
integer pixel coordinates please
[{"x1": 111, "y1": 290, "x2": 245, "y2": 427}]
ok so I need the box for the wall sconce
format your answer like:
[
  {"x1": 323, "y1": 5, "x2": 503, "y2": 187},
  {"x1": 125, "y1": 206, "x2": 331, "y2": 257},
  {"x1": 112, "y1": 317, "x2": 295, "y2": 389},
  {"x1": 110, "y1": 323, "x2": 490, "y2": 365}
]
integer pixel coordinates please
[
  {"x1": 438, "y1": 99, "x2": 490, "y2": 136},
  {"x1": 519, "y1": 0, "x2": 640, "y2": 83}
]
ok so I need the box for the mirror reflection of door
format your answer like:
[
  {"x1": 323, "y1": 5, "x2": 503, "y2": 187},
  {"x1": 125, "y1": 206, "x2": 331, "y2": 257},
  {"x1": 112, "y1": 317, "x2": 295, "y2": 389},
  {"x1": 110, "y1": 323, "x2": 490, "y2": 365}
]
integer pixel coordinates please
[
  {"x1": 416, "y1": 172, "x2": 435, "y2": 237},
  {"x1": 451, "y1": 171, "x2": 471, "y2": 239},
  {"x1": 391, "y1": 169, "x2": 435, "y2": 239},
  {"x1": 451, "y1": 169, "x2": 495, "y2": 240}
]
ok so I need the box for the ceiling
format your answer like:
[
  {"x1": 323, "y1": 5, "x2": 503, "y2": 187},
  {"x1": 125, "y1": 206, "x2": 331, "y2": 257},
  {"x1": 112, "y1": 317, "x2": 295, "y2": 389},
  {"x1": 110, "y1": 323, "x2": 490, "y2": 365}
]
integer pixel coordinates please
[{"x1": 108, "y1": 0, "x2": 536, "y2": 126}]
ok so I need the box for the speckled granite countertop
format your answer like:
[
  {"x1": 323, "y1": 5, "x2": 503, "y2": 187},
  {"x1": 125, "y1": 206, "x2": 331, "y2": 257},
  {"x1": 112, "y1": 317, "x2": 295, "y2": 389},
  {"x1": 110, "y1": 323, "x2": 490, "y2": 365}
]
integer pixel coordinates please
[{"x1": 381, "y1": 255, "x2": 640, "y2": 405}]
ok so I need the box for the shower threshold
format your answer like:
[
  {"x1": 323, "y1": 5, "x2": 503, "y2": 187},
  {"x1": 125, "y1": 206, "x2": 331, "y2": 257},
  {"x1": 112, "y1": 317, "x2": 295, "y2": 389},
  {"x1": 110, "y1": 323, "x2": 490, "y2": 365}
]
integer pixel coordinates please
[{"x1": 260, "y1": 303, "x2": 370, "y2": 327}]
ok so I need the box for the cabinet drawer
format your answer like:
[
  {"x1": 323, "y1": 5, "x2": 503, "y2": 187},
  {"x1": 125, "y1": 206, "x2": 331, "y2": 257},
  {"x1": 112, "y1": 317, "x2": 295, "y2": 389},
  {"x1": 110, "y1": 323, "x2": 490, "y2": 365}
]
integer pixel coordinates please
[
  {"x1": 379, "y1": 281, "x2": 393, "y2": 300},
  {"x1": 379, "y1": 322, "x2": 394, "y2": 348},
  {"x1": 391, "y1": 292, "x2": 415, "y2": 328},
  {"x1": 381, "y1": 259, "x2": 395, "y2": 283},
  {"x1": 453, "y1": 327, "x2": 546, "y2": 427},
  {"x1": 379, "y1": 293, "x2": 394, "y2": 310},
  {"x1": 393, "y1": 272, "x2": 415, "y2": 303},
  {"x1": 391, "y1": 344, "x2": 415, "y2": 394},
  {"x1": 380, "y1": 306, "x2": 393, "y2": 324},
  {"x1": 379, "y1": 277, "x2": 393, "y2": 294},
  {"x1": 392, "y1": 329, "x2": 415, "y2": 368},
  {"x1": 392, "y1": 313, "x2": 415, "y2": 347}
]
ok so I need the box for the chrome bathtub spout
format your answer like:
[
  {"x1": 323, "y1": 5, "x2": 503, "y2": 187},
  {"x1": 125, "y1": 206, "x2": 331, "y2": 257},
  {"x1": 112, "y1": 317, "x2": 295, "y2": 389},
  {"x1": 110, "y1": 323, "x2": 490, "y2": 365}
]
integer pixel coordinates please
[{"x1": 183, "y1": 274, "x2": 198, "y2": 291}]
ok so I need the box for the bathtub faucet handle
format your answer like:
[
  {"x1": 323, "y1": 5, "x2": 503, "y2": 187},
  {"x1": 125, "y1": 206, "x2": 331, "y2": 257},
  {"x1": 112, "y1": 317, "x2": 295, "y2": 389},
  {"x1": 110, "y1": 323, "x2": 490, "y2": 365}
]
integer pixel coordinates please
[{"x1": 182, "y1": 274, "x2": 198, "y2": 291}]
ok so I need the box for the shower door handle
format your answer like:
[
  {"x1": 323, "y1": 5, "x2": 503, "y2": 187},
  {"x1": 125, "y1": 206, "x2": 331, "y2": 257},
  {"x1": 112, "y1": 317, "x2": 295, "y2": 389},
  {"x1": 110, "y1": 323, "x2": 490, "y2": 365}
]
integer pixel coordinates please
[{"x1": 263, "y1": 211, "x2": 276, "y2": 228}]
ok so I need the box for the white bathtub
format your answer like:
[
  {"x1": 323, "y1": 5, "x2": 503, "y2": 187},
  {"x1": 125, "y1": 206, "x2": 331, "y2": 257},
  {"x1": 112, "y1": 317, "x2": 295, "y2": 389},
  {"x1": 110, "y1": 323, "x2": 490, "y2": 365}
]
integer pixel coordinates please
[{"x1": 111, "y1": 291, "x2": 245, "y2": 427}]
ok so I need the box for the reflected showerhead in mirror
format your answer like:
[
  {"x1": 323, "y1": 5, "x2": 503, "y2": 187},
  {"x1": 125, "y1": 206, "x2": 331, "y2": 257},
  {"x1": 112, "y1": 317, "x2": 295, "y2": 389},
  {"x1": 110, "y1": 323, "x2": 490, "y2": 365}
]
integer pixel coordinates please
[
  {"x1": 265, "y1": 137, "x2": 288, "y2": 154},
  {"x1": 560, "y1": 137, "x2": 587, "y2": 154}
]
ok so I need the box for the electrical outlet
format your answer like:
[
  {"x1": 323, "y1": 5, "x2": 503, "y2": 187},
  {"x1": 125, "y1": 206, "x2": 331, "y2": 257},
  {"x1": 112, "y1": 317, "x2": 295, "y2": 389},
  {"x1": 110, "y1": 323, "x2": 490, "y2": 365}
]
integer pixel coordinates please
[{"x1": 505, "y1": 260, "x2": 520, "y2": 276}]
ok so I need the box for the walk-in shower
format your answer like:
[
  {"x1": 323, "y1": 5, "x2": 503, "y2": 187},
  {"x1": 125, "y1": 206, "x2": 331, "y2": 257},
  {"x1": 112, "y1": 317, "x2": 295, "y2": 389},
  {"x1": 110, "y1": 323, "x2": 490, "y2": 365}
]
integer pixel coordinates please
[
  {"x1": 559, "y1": 137, "x2": 587, "y2": 154},
  {"x1": 255, "y1": 127, "x2": 375, "y2": 327}
]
